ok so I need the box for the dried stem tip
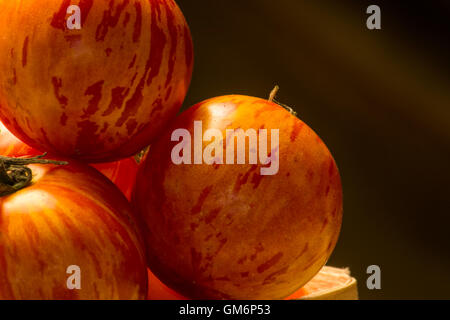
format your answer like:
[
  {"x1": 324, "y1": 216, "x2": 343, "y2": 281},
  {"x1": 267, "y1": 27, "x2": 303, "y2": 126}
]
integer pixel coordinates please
[{"x1": 269, "y1": 85, "x2": 280, "y2": 102}]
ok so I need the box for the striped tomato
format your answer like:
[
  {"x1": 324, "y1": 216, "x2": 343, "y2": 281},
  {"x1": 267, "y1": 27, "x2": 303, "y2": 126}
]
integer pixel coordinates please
[
  {"x1": 133, "y1": 95, "x2": 343, "y2": 299},
  {"x1": 146, "y1": 266, "x2": 308, "y2": 300},
  {"x1": 0, "y1": 0, "x2": 193, "y2": 162},
  {"x1": 0, "y1": 159, "x2": 148, "y2": 299},
  {"x1": 92, "y1": 158, "x2": 140, "y2": 201},
  {"x1": 0, "y1": 122, "x2": 36, "y2": 157},
  {"x1": 0, "y1": 121, "x2": 140, "y2": 201}
]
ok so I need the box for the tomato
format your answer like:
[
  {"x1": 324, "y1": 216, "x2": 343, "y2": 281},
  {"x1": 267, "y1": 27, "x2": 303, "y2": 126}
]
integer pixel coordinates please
[
  {"x1": 0, "y1": 159, "x2": 148, "y2": 299},
  {"x1": 0, "y1": 0, "x2": 193, "y2": 162},
  {"x1": 0, "y1": 121, "x2": 36, "y2": 157},
  {"x1": 0, "y1": 120, "x2": 140, "y2": 201},
  {"x1": 146, "y1": 266, "x2": 307, "y2": 300},
  {"x1": 133, "y1": 95, "x2": 343, "y2": 299},
  {"x1": 147, "y1": 268, "x2": 188, "y2": 300},
  {"x1": 92, "y1": 158, "x2": 139, "y2": 201}
]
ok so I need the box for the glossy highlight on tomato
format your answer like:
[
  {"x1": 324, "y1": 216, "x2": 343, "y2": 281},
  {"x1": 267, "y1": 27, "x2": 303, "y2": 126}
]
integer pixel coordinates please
[
  {"x1": 134, "y1": 95, "x2": 343, "y2": 300},
  {"x1": 0, "y1": 0, "x2": 193, "y2": 162},
  {"x1": 0, "y1": 121, "x2": 36, "y2": 157}
]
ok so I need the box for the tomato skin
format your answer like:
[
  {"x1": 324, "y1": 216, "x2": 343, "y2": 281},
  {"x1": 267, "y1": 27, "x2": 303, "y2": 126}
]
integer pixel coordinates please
[
  {"x1": 0, "y1": 122, "x2": 36, "y2": 157},
  {"x1": 134, "y1": 95, "x2": 343, "y2": 300},
  {"x1": 0, "y1": 160, "x2": 148, "y2": 300},
  {"x1": 0, "y1": 121, "x2": 139, "y2": 201},
  {"x1": 0, "y1": 0, "x2": 193, "y2": 162},
  {"x1": 146, "y1": 267, "x2": 306, "y2": 300},
  {"x1": 92, "y1": 158, "x2": 139, "y2": 201},
  {"x1": 147, "y1": 268, "x2": 188, "y2": 300}
]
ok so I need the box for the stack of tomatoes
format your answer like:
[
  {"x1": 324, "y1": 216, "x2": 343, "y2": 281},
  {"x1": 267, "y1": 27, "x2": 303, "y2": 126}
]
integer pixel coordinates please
[{"x1": 0, "y1": 0, "x2": 342, "y2": 300}]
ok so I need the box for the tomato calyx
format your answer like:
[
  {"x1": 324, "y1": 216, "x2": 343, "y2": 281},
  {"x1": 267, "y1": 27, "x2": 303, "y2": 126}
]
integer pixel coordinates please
[
  {"x1": 0, "y1": 153, "x2": 68, "y2": 196},
  {"x1": 268, "y1": 85, "x2": 298, "y2": 117}
]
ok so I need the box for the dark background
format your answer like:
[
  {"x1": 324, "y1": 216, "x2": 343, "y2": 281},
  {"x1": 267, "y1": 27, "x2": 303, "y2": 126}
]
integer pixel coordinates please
[{"x1": 175, "y1": 0, "x2": 450, "y2": 299}]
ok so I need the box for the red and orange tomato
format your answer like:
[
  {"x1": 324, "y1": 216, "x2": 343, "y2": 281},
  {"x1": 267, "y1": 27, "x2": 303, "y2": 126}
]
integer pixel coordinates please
[
  {"x1": 0, "y1": 0, "x2": 193, "y2": 162},
  {"x1": 92, "y1": 158, "x2": 140, "y2": 201},
  {"x1": 134, "y1": 95, "x2": 343, "y2": 299},
  {"x1": 0, "y1": 121, "x2": 36, "y2": 157},
  {"x1": 0, "y1": 121, "x2": 140, "y2": 201},
  {"x1": 146, "y1": 267, "x2": 307, "y2": 300},
  {"x1": 147, "y1": 268, "x2": 188, "y2": 300},
  {"x1": 0, "y1": 122, "x2": 147, "y2": 299},
  {"x1": 0, "y1": 0, "x2": 344, "y2": 301},
  {"x1": 0, "y1": 160, "x2": 148, "y2": 299}
]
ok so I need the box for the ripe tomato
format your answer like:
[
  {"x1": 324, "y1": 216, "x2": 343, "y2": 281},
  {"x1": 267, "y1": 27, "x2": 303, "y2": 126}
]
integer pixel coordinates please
[
  {"x1": 92, "y1": 158, "x2": 140, "y2": 201},
  {"x1": 0, "y1": 159, "x2": 148, "y2": 299},
  {"x1": 0, "y1": 121, "x2": 36, "y2": 157},
  {"x1": 147, "y1": 268, "x2": 188, "y2": 300},
  {"x1": 0, "y1": 121, "x2": 140, "y2": 201},
  {"x1": 146, "y1": 266, "x2": 307, "y2": 300},
  {"x1": 0, "y1": 0, "x2": 193, "y2": 162},
  {"x1": 133, "y1": 95, "x2": 343, "y2": 299}
]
